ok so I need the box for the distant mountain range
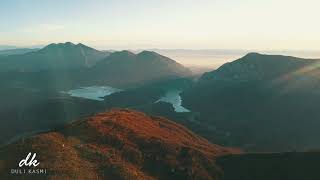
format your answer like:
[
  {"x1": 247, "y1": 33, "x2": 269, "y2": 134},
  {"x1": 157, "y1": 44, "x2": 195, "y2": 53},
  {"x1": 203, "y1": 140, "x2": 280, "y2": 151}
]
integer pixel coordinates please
[
  {"x1": 182, "y1": 53, "x2": 320, "y2": 151},
  {"x1": 0, "y1": 42, "x2": 109, "y2": 71},
  {"x1": 0, "y1": 45, "x2": 17, "y2": 50},
  {"x1": 0, "y1": 42, "x2": 191, "y2": 89},
  {"x1": 0, "y1": 48, "x2": 39, "y2": 56}
]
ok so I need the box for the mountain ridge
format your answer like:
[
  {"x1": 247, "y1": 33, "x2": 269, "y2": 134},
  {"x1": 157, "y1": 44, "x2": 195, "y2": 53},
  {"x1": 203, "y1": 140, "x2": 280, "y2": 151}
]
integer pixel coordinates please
[
  {"x1": 182, "y1": 53, "x2": 320, "y2": 151},
  {"x1": 0, "y1": 109, "x2": 239, "y2": 180},
  {"x1": 0, "y1": 42, "x2": 109, "y2": 72},
  {"x1": 89, "y1": 49, "x2": 192, "y2": 86},
  {"x1": 200, "y1": 52, "x2": 320, "y2": 82},
  {"x1": 0, "y1": 42, "x2": 192, "y2": 89}
]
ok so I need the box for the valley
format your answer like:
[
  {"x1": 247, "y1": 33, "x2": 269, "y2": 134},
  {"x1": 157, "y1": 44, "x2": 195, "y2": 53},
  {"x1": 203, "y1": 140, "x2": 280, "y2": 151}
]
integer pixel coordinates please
[{"x1": 1, "y1": 42, "x2": 320, "y2": 179}]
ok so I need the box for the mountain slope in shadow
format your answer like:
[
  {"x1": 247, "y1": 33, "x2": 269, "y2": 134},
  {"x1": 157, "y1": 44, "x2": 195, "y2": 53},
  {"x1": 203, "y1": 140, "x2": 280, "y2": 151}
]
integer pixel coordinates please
[
  {"x1": 217, "y1": 152, "x2": 320, "y2": 180},
  {"x1": 182, "y1": 53, "x2": 320, "y2": 151},
  {"x1": 88, "y1": 50, "x2": 192, "y2": 87}
]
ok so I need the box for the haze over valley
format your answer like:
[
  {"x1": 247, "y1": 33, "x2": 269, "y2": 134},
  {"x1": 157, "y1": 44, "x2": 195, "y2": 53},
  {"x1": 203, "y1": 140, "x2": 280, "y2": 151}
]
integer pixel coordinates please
[{"x1": 1, "y1": 0, "x2": 320, "y2": 179}]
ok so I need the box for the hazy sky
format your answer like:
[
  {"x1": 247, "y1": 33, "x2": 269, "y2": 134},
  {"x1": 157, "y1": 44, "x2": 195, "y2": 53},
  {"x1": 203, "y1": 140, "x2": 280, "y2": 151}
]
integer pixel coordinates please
[{"x1": 0, "y1": 0, "x2": 319, "y2": 50}]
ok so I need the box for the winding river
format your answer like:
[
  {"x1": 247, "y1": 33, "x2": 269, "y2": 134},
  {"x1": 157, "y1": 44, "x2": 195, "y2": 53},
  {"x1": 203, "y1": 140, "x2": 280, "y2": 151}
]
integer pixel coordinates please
[{"x1": 156, "y1": 90, "x2": 190, "y2": 113}]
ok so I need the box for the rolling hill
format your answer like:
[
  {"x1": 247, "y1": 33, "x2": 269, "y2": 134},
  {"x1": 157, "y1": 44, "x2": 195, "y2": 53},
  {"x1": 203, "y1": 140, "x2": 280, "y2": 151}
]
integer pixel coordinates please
[{"x1": 0, "y1": 109, "x2": 238, "y2": 180}]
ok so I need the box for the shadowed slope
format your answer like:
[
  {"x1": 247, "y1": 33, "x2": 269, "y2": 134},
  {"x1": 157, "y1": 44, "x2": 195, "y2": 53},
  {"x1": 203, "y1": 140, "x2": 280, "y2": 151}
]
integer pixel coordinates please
[
  {"x1": 182, "y1": 53, "x2": 320, "y2": 151},
  {"x1": 217, "y1": 152, "x2": 320, "y2": 180},
  {"x1": 89, "y1": 50, "x2": 192, "y2": 86}
]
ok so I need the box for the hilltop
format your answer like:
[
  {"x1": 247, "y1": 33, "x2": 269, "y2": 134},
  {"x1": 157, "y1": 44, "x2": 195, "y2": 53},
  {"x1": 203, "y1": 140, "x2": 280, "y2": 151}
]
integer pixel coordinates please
[{"x1": 0, "y1": 109, "x2": 238, "y2": 180}]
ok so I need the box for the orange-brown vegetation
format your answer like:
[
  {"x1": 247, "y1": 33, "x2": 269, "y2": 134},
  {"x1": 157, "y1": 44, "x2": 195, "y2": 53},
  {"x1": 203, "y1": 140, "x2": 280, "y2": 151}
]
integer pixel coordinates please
[{"x1": 0, "y1": 109, "x2": 240, "y2": 180}]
